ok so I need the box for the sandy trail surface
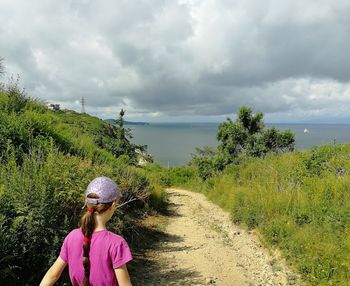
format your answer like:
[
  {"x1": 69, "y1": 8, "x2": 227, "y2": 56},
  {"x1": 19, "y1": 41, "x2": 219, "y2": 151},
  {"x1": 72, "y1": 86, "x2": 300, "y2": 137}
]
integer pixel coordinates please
[{"x1": 130, "y1": 188, "x2": 299, "y2": 286}]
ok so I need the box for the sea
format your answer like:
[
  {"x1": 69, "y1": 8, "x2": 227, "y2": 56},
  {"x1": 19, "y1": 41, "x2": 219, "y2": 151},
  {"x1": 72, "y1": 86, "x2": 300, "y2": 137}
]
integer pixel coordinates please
[{"x1": 126, "y1": 123, "x2": 350, "y2": 166}]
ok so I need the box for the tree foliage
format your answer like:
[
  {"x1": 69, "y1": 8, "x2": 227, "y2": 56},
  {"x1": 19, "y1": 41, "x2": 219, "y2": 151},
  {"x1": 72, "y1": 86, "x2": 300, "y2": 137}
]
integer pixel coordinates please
[
  {"x1": 217, "y1": 106, "x2": 295, "y2": 163},
  {"x1": 106, "y1": 109, "x2": 149, "y2": 164},
  {"x1": 190, "y1": 146, "x2": 218, "y2": 180},
  {"x1": 112, "y1": 109, "x2": 135, "y2": 159},
  {"x1": 191, "y1": 106, "x2": 295, "y2": 179}
]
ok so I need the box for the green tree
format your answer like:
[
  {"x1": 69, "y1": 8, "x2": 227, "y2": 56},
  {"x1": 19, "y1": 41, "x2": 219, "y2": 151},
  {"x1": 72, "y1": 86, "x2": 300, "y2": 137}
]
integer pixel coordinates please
[
  {"x1": 116, "y1": 108, "x2": 125, "y2": 127},
  {"x1": 109, "y1": 109, "x2": 150, "y2": 164},
  {"x1": 238, "y1": 105, "x2": 265, "y2": 135},
  {"x1": 191, "y1": 106, "x2": 295, "y2": 177},
  {"x1": 112, "y1": 109, "x2": 135, "y2": 160},
  {"x1": 190, "y1": 146, "x2": 217, "y2": 180},
  {"x1": 217, "y1": 106, "x2": 295, "y2": 164}
]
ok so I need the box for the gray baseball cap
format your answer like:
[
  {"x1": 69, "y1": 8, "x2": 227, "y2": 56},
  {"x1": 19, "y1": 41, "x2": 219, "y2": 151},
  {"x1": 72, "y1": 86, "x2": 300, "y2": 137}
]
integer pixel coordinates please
[{"x1": 85, "y1": 176, "x2": 122, "y2": 204}]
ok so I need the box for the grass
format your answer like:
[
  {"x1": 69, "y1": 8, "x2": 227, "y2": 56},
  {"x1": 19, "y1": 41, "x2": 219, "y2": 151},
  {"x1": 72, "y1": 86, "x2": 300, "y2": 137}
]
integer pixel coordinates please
[{"x1": 150, "y1": 143, "x2": 350, "y2": 285}]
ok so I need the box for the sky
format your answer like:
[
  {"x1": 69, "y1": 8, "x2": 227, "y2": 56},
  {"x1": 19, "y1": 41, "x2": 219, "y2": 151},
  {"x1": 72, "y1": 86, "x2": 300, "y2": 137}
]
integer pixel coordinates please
[{"x1": 1, "y1": 0, "x2": 350, "y2": 123}]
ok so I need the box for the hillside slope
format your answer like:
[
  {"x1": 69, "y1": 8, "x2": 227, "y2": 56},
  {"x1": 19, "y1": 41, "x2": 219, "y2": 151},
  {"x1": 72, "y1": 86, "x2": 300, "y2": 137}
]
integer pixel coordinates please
[{"x1": 0, "y1": 85, "x2": 165, "y2": 285}]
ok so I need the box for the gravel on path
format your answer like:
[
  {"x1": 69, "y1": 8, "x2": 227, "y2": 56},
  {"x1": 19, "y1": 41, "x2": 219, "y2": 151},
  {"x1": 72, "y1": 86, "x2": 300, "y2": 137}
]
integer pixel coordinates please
[{"x1": 130, "y1": 188, "x2": 300, "y2": 286}]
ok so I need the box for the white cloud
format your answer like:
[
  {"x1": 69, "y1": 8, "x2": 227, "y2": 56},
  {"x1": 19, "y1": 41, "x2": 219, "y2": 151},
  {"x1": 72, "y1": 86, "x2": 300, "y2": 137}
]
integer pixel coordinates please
[{"x1": 1, "y1": 0, "x2": 350, "y2": 122}]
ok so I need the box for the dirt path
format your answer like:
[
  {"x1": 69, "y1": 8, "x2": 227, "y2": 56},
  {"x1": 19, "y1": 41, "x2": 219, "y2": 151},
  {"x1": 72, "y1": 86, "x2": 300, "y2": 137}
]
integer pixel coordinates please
[{"x1": 130, "y1": 188, "x2": 300, "y2": 286}]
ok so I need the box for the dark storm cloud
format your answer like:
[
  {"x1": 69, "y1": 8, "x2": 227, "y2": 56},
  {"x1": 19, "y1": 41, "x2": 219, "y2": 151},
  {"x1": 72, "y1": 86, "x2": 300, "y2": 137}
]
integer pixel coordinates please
[
  {"x1": 1, "y1": 0, "x2": 350, "y2": 121},
  {"x1": 201, "y1": 13, "x2": 350, "y2": 87}
]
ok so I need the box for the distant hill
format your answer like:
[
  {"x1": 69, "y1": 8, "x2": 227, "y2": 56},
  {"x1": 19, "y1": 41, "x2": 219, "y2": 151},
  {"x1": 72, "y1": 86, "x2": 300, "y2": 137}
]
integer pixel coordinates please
[{"x1": 106, "y1": 119, "x2": 150, "y2": 125}]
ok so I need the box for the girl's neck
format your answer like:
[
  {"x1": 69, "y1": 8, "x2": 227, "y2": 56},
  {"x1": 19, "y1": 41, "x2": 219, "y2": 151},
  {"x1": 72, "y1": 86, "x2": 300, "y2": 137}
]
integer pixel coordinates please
[{"x1": 94, "y1": 214, "x2": 108, "y2": 232}]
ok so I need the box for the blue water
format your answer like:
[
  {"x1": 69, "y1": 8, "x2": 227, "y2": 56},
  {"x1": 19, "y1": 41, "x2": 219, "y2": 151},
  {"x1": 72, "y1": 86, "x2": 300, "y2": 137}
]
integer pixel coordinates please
[{"x1": 127, "y1": 123, "x2": 350, "y2": 166}]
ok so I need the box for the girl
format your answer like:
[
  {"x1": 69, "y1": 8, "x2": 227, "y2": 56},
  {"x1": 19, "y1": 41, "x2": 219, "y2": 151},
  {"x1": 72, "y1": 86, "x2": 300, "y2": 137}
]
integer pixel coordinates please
[{"x1": 40, "y1": 176, "x2": 133, "y2": 286}]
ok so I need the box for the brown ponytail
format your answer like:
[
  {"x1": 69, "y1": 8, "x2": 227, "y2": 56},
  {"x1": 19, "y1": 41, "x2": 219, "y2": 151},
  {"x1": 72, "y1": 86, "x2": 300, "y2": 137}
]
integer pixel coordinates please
[{"x1": 80, "y1": 194, "x2": 113, "y2": 286}]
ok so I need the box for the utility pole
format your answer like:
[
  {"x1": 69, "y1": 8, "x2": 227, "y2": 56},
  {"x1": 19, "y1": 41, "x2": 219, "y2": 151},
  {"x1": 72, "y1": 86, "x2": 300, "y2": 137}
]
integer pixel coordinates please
[{"x1": 81, "y1": 96, "x2": 86, "y2": 114}]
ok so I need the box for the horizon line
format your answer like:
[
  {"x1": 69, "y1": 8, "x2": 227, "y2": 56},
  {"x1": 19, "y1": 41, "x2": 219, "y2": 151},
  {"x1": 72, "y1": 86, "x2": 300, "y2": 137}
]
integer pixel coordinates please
[{"x1": 122, "y1": 121, "x2": 350, "y2": 125}]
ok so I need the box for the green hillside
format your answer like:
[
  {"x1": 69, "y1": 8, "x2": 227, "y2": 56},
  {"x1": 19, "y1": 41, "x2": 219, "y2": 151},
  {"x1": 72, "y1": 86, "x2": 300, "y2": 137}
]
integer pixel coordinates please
[{"x1": 0, "y1": 82, "x2": 166, "y2": 285}]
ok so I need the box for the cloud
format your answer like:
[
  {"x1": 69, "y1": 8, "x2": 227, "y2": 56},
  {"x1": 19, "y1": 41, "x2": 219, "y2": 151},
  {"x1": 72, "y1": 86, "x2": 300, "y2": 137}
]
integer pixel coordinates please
[{"x1": 1, "y1": 0, "x2": 350, "y2": 121}]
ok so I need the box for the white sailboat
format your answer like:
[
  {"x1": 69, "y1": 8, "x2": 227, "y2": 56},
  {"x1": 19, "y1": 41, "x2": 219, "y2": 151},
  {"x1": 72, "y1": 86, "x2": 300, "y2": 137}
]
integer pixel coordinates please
[{"x1": 304, "y1": 128, "x2": 309, "y2": 133}]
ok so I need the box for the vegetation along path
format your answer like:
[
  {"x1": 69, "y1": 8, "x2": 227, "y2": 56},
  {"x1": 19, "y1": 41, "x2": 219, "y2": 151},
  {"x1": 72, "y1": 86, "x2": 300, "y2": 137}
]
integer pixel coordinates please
[{"x1": 132, "y1": 188, "x2": 300, "y2": 286}]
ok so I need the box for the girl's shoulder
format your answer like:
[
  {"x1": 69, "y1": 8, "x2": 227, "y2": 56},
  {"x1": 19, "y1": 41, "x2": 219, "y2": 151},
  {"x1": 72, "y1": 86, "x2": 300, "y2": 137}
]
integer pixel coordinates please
[
  {"x1": 65, "y1": 228, "x2": 83, "y2": 240},
  {"x1": 93, "y1": 230, "x2": 130, "y2": 249},
  {"x1": 101, "y1": 230, "x2": 127, "y2": 244},
  {"x1": 103, "y1": 231, "x2": 133, "y2": 265}
]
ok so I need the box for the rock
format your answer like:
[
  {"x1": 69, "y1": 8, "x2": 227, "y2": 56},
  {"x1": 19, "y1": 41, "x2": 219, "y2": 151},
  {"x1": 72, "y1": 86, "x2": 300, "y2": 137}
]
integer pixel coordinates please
[{"x1": 205, "y1": 277, "x2": 216, "y2": 284}]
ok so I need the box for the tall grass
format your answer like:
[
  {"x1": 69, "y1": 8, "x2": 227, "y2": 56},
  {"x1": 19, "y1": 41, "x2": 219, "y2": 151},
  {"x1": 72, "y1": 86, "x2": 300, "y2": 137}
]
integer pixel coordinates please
[
  {"x1": 156, "y1": 144, "x2": 350, "y2": 285},
  {"x1": 0, "y1": 89, "x2": 167, "y2": 285}
]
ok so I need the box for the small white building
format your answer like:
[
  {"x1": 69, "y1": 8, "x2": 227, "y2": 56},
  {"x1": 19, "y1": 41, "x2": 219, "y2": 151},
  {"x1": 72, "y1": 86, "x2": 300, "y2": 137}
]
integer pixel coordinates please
[{"x1": 46, "y1": 103, "x2": 60, "y2": 111}]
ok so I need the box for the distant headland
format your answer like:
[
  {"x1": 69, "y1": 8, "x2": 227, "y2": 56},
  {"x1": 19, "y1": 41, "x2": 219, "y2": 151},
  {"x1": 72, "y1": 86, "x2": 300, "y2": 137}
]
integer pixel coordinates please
[{"x1": 105, "y1": 119, "x2": 150, "y2": 126}]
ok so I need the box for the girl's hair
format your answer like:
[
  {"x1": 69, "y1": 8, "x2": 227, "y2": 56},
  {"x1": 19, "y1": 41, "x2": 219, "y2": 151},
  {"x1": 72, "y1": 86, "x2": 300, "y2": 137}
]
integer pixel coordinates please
[{"x1": 80, "y1": 194, "x2": 114, "y2": 286}]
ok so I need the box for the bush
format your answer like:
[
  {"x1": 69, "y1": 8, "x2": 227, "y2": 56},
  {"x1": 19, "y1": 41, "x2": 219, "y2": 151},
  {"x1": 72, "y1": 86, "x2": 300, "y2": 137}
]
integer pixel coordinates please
[
  {"x1": 0, "y1": 145, "x2": 118, "y2": 285},
  {"x1": 190, "y1": 106, "x2": 295, "y2": 180}
]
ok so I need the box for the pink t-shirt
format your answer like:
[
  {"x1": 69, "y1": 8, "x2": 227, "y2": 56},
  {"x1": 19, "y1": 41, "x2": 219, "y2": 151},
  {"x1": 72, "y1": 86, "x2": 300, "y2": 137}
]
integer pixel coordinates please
[{"x1": 60, "y1": 228, "x2": 132, "y2": 286}]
